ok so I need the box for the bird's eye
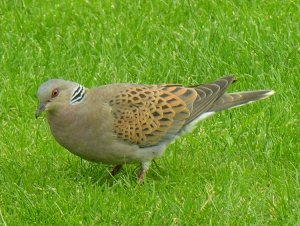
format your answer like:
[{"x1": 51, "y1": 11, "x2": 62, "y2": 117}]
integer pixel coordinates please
[{"x1": 51, "y1": 89, "x2": 59, "y2": 98}]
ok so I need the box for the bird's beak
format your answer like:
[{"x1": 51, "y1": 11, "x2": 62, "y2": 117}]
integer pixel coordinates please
[{"x1": 35, "y1": 103, "x2": 46, "y2": 118}]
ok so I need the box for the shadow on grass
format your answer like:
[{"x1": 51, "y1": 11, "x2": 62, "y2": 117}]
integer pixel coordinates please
[{"x1": 60, "y1": 158, "x2": 168, "y2": 187}]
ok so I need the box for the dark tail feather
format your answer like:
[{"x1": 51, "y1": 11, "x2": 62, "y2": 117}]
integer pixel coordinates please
[{"x1": 210, "y1": 90, "x2": 275, "y2": 112}]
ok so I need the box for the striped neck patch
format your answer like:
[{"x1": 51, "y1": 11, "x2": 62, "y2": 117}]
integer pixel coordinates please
[{"x1": 70, "y1": 85, "x2": 85, "y2": 104}]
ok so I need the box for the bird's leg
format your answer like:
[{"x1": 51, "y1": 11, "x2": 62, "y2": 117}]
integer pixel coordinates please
[
  {"x1": 111, "y1": 164, "x2": 123, "y2": 176},
  {"x1": 138, "y1": 162, "x2": 151, "y2": 183}
]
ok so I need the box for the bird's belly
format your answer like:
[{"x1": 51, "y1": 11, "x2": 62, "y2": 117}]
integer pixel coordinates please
[
  {"x1": 47, "y1": 111, "x2": 167, "y2": 165},
  {"x1": 50, "y1": 124, "x2": 140, "y2": 165}
]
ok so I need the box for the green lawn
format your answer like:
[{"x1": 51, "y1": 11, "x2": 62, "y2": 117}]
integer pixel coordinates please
[{"x1": 0, "y1": 0, "x2": 299, "y2": 225}]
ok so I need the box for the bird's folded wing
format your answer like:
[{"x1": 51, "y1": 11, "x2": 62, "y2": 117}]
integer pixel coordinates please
[
  {"x1": 108, "y1": 85, "x2": 197, "y2": 147},
  {"x1": 108, "y1": 76, "x2": 236, "y2": 147}
]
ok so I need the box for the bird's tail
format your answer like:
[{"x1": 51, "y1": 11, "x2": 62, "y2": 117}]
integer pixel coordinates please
[{"x1": 210, "y1": 90, "x2": 275, "y2": 112}]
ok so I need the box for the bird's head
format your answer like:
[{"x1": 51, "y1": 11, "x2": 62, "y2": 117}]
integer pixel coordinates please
[{"x1": 35, "y1": 79, "x2": 86, "y2": 118}]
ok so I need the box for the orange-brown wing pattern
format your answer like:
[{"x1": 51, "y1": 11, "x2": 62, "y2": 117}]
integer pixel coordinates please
[{"x1": 109, "y1": 85, "x2": 198, "y2": 147}]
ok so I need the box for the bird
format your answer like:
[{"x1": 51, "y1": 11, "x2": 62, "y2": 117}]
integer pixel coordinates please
[{"x1": 36, "y1": 76, "x2": 274, "y2": 182}]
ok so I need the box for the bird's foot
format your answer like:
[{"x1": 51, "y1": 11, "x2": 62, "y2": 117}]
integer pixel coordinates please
[
  {"x1": 111, "y1": 164, "x2": 123, "y2": 176},
  {"x1": 137, "y1": 162, "x2": 151, "y2": 183}
]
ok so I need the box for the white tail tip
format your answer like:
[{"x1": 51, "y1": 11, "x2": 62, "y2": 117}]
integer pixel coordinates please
[{"x1": 263, "y1": 90, "x2": 275, "y2": 98}]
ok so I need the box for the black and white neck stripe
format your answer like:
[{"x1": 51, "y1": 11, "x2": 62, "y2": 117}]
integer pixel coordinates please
[{"x1": 70, "y1": 85, "x2": 85, "y2": 104}]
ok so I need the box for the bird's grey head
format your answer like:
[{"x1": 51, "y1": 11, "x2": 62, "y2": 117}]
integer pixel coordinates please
[{"x1": 35, "y1": 79, "x2": 86, "y2": 118}]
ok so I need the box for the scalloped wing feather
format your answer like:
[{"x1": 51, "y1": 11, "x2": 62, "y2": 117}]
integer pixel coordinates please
[
  {"x1": 108, "y1": 76, "x2": 236, "y2": 147},
  {"x1": 109, "y1": 85, "x2": 198, "y2": 147}
]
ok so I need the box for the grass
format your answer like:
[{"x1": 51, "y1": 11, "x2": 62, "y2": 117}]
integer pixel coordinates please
[{"x1": 0, "y1": 0, "x2": 299, "y2": 225}]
